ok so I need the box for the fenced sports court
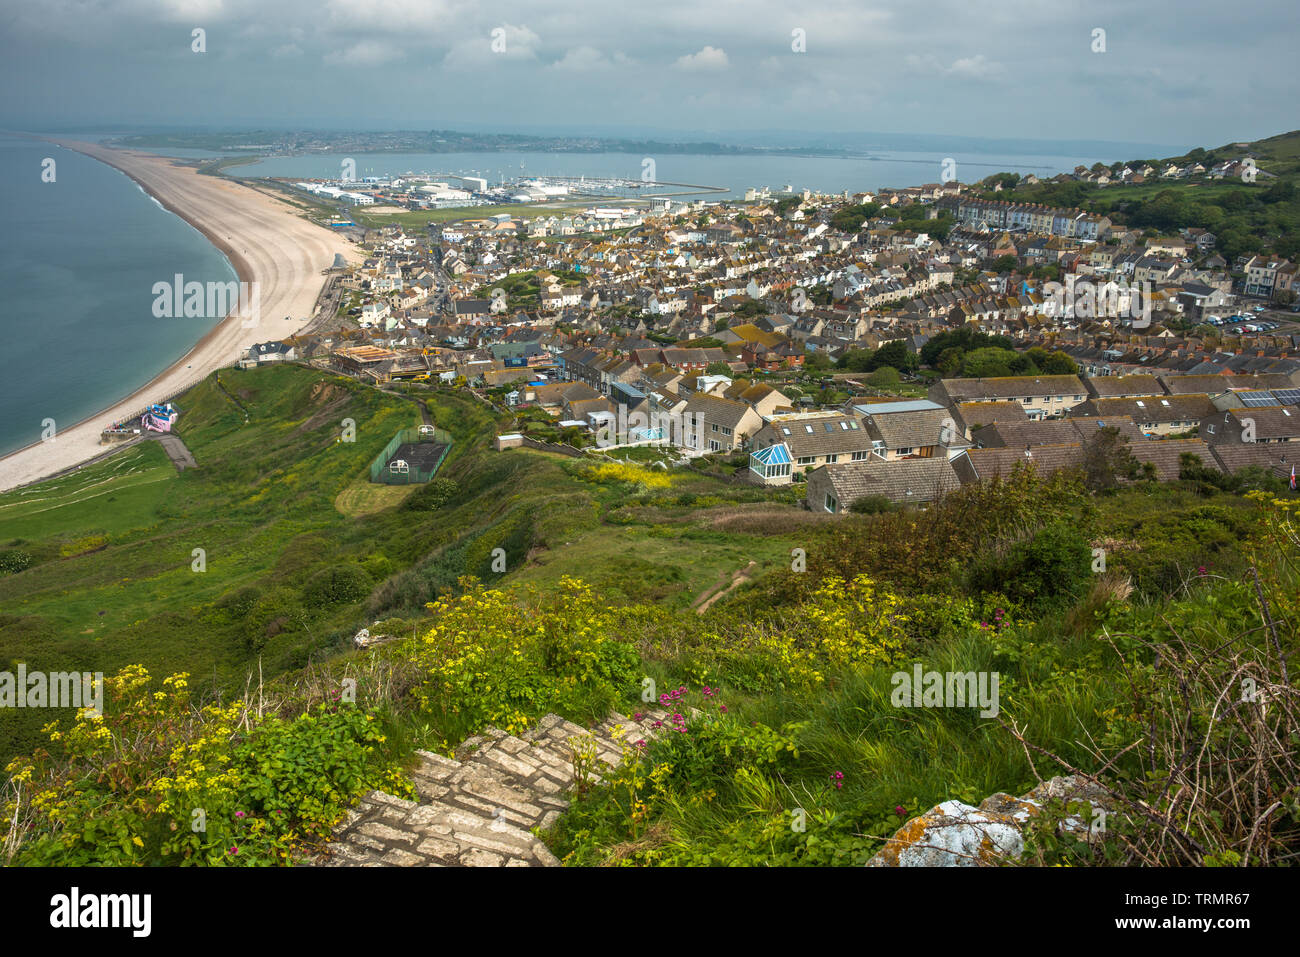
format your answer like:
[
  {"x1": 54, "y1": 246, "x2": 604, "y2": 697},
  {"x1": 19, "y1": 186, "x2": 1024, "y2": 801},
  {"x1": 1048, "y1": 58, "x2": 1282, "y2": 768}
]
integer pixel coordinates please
[{"x1": 368, "y1": 425, "x2": 452, "y2": 485}]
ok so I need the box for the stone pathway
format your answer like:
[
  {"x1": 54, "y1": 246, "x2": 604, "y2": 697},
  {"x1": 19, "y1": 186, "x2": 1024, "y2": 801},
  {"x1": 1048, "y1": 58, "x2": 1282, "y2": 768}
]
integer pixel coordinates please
[{"x1": 314, "y1": 709, "x2": 668, "y2": 867}]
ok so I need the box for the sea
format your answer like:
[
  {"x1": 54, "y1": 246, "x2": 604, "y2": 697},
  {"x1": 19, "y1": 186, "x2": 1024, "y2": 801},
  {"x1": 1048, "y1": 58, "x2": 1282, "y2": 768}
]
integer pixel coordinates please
[
  {"x1": 231, "y1": 148, "x2": 1118, "y2": 199},
  {"x1": 0, "y1": 132, "x2": 1160, "y2": 461},
  {"x1": 0, "y1": 133, "x2": 236, "y2": 459}
]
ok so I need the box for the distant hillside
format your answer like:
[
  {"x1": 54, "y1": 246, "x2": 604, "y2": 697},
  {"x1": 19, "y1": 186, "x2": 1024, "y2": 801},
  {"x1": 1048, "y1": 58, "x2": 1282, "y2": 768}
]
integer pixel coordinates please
[{"x1": 974, "y1": 129, "x2": 1300, "y2": 261}]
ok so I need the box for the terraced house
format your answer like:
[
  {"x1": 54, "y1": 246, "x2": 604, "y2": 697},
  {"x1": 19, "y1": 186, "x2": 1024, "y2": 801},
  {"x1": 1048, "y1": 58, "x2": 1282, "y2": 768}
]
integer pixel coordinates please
[
  {"x1": 1069, "y1": 394, "x2": 1216, "y2": 436},
  {"x1": 930, "y1": 375, "x2": 1088, "y2": 420},
  {"x1": 1201, "y1": 406, "x2": 1300, "y2": 446}
]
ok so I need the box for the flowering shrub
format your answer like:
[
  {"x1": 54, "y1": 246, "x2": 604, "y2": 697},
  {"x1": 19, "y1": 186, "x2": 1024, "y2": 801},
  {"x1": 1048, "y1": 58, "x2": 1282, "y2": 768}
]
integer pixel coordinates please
[
  {"x1": 688, "y1": 575, "x2": 928, "y2": 691},
  {"x1": 585, "y1": 461, "x2": 673, "y2": 490},
  {"x1": 410, "y1": 577, "x2": 640, "y2": 745},
  {"x1": 4, "y1": 666, "x2": 407, "y2": 866}
]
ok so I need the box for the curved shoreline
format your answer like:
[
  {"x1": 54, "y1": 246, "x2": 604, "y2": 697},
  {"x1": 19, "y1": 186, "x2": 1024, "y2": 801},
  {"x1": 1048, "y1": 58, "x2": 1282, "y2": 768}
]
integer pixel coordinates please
[
  {"x1": 0, "y1": 140, "x2": 356, "y2": 492},
  {"x1": 6, "y1": 144, "x2": 253, "y2": 451}
]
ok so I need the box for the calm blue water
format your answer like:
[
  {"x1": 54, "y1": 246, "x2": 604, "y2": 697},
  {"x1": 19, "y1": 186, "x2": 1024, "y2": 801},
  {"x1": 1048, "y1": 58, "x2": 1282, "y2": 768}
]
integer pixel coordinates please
[
  {"x1": 233, "y1": 148, "x2": 1112, "y2": 198},
  {"x1": 0, "y1": 134, "x2": 237, "y2": 458}
]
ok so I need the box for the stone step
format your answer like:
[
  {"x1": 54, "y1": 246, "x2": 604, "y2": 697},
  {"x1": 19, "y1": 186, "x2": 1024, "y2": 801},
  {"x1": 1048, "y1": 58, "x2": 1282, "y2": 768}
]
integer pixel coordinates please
[
  {"x1": 319, "y1": 789, "x2": 559, "y2": 867},
  {"x1": 464, "y1": 733, "x2": 577, "y2": 796},
  {"x1": 316, "y1": 708, "x2": 674, "y2": 867},
  {"x1": 412, "y1": 749, "x2": 569, "y2": 832},
  {"x1": 525, "y1": 709, "x2": 669, "y2": 766}
]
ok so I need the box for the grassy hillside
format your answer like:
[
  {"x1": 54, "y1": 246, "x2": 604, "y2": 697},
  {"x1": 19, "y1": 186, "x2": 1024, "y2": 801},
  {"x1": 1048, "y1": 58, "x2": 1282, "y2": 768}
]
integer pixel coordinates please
[
  {"x1": 2, "y1": 364, "x2": 1296, "y2": 867},
  {"x1": 0, "y1": 365, "x2": 799, "y2": 762}
]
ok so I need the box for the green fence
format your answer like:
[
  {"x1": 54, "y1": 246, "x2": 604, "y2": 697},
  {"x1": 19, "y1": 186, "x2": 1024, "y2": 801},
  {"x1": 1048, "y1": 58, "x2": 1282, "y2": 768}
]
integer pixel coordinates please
[{"x1": 368, "y1": 426, "x2": 453, "y2": 485}]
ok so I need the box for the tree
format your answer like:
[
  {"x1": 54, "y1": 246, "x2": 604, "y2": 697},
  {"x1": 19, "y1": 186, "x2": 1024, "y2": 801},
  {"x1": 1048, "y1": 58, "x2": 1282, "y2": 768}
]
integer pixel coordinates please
[
  {"x1": 871, "y1": 339, "x2": 918, "y2": 373},
  {"x1": 805, "y1": 351, "x2": 833, "y2": 372},
  {"x1": 921, "y1": 327, "x2": 1015, "y2": 366},
  {"x1": 830, "y1": 203, "x2": 879, "y2": 232},
  {"x1": 936, "y1": 346, "x2": 966, "y2": 377},
  {"x1": 960, "y1": 347, "x2": 1017, "y2": 378},
  {"x1": 705, "y1": 361, "x2": 733, "y2": 376},
  {"x1": 990, "y1": 255, "x2": 1018, "y2": 274},
  {"x1": 1025, "y1": 347, "x2": 1079, "y2": 375},
  {"x1": 1083, "y1": 428, "x2": 1140, "y2": 491},
  {"x1": 837, "y1": 348, "x2": 874, "y2": 373},
  {"x1": 867, "y1": 366, "x2": 900, "y2": 389}
]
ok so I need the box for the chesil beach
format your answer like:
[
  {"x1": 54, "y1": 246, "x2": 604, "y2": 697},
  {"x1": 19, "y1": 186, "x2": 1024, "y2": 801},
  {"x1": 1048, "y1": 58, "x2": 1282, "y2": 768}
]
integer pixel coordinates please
[{"x1": 0, "y1": 140, "x2": 357, "y2": 492}]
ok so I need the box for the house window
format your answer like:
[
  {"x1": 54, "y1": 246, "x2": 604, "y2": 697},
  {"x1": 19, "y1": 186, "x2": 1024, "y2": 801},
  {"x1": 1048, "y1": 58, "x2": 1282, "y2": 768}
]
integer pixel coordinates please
[
  {"x1": 851, "y1": 450, "x2": 870, "y2": 461},
  {"x1": 825, "y1": 494, "x2": 838, "y2": 514},
  {"x1": 709, "y1": 440, "x2": 721, "y2": 451},
  {"x1": 797, "y1": 456, "x2": 815, "y2": 466},
  {"x1": 711, "y1": 423, "x2": 719, "y2": 432},
  {"x1": 826, "y1": 454, "x2": 839, "y2": 464},
  {"x1": 1022, "y1": 398, "x2": 1032, "y2": 404},
  {"x1": 897, "y1": 447, "x2": 914, "y2": 456}
]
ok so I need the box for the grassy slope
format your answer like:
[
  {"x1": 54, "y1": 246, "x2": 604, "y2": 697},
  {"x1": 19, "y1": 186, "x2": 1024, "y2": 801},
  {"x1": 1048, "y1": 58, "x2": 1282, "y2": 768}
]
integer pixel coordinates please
[{"x1": 0, "y1": 365, "x2": 804, "y2": 762}]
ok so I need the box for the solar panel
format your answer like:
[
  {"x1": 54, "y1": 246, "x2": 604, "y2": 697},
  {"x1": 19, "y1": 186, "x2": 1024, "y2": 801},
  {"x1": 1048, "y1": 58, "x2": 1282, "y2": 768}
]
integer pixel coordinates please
[
  {"x1": 1240, "y1": 392, "x2": 1280, "y2": 407},
  {"x1": 1271, "y1": 389, "x2": 1300, "y2": 406}
]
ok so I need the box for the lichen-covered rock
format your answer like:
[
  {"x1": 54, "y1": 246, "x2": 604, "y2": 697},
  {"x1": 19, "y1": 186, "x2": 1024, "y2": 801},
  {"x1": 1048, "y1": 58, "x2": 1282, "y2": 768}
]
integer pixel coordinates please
[
  {"x1": 354, "y1": 628, "x2": 395, "y2": 649},
  {"x1": 867, "y1": 775, "x2": 1111, "y2": 867}
]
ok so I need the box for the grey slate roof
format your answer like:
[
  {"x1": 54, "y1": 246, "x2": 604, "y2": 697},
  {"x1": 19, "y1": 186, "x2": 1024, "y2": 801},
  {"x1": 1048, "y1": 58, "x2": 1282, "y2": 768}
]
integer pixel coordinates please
[{"x1": 816, "y1": 457, "x2": 960, "y2": 505}]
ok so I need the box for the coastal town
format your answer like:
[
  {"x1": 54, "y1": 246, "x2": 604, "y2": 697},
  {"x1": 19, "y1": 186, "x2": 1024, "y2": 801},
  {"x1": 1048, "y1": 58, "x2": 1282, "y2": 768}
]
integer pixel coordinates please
[
  {"x1": 241, "y1": 152, "x2": 1300, "y2": 512},
  {"x1": 4, "y1": 0, "x2": 1299, "y2": 894}
]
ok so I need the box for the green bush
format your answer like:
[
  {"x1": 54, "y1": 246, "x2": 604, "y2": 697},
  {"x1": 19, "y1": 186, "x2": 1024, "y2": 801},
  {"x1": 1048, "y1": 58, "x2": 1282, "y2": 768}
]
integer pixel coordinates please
[
  {"x1": 969, "y1": 521, "x2": 1092, "y2": 610},
  {"x1": 0, "y1": 549, "x2": 33, "y2": 576},
  {"x1": 214, "y1": 585, "x2": 262, "y2": 621},
  {"x1": 404, "y1": 478, "x2": 459, "y2": 511},
  {"x1": 302, "y1": 564, "x2": 372, "y2": 608},
  {"x1": 848, "y1": 494, "x2": 893, "y2": 515}
]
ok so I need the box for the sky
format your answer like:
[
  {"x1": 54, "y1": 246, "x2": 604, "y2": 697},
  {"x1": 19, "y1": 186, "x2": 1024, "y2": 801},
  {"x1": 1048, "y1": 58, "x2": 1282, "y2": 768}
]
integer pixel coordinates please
[{"x1": 1, "y1": 0, "x2": 1295, "y2": 150}]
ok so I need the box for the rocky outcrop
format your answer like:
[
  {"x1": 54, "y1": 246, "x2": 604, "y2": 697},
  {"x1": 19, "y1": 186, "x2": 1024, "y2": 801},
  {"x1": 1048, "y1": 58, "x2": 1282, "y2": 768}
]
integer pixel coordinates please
[
  {"x1": 867, "y1": 775, "x2": 1111, "y2": 867},
  {"x1": 352, "y1": 628, "x2": 397, "y2": 649},
  {"x1": 314, "y1": 709, "x2": 666, "y2": 867}
]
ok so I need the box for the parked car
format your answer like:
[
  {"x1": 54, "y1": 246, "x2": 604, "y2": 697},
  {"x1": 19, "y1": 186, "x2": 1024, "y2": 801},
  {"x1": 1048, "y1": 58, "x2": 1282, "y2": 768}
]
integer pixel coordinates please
[{"x1": 1254, "y1": 305, "x2": 1267, "y2": 312}]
